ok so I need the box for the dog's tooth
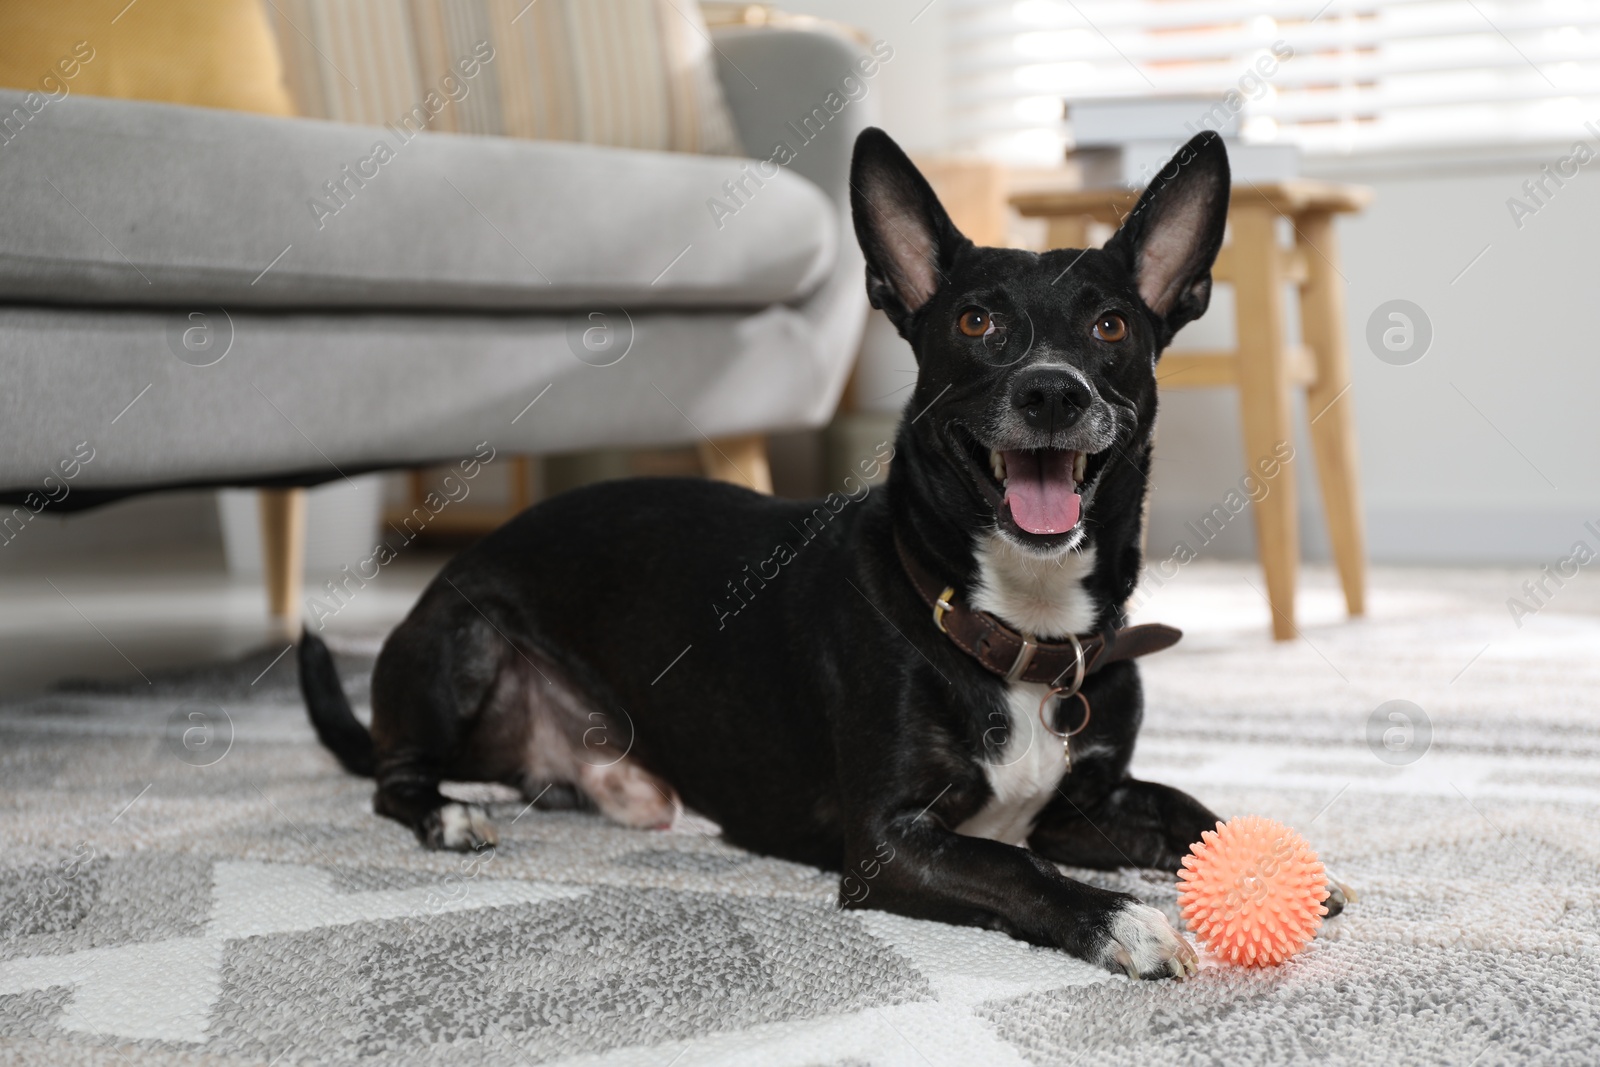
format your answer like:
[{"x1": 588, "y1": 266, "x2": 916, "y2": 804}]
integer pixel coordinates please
[
  {"x1": 1072, "y1": 451, "x2": 1086, "y2": 483},
  {"x1": 990, "y1": 449, "x2": 1006, "y2": 483}
]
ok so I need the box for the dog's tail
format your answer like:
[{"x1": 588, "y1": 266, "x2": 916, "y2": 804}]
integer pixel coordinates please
[{"x1": 298, "y1": 632, "x2": 376, "y2": 777}]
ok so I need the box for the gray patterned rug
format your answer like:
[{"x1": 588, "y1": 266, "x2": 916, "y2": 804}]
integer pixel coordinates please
[{"x1": 3, "y1": 564, "x2": 1598, "y2": 1066}]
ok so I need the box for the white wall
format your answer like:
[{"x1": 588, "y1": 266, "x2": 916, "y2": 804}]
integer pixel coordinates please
[
  {"x1": 1152, "y1": 152, "x2": 1600, "y2": 564},
  {"x1": 772, "y1": 0, "x2": 948, "y2": 156},
  {"x1": 1332, "y1": 152, "x2": 1599, "y2": 563}
]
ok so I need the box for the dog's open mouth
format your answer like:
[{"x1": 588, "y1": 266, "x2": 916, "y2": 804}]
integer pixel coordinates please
[
  {"x1": 955, "y1": 426, "x2": 1095, "y2": 540},
  {"x1": 987, "y1": 447, "x2": 1086, "y2": 536}
]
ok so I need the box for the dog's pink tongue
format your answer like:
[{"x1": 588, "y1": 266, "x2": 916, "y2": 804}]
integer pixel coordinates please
[{"x1": 1003, "y1": 450, "x2": 1079, "y2": 535}]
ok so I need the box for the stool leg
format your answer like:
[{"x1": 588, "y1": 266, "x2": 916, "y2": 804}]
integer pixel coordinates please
[
  {"x1": 1298, "y1": 212, "x2": 1367, "y2": 617},
  {"x1": 508, "y1": 456, "x2": 533, "y2": 513},
  {"x1": 698, "y1": 435, "x2": 773, "y2": 494},
  {"x1": 1231, "y1": 207, "x2": 1299, "y2": 641}
]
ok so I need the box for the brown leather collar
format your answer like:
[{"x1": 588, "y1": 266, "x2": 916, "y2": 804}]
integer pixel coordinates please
[{"x1": 895, "y1": 535, "x2": 1181, "y2": 689}]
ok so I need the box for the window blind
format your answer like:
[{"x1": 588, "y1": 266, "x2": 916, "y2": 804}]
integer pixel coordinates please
[{"x1": 948, "y1": 0, "x2": 1600, "y2": 162}]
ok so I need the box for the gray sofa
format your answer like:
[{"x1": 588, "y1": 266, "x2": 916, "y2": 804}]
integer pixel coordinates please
[{"x1": 0, "y1": 25, "x2": 872, "y2": 526}]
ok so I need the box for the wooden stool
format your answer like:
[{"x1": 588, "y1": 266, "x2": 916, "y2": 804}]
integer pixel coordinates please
[{"x1": 1010, "y1": 180, "x2": 1371, "y2": 640}]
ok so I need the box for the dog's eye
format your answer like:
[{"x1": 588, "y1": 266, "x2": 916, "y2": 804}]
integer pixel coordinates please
[
  {"x1": 957, "y1": 308, "x2": 991, "y2": 338},
  {"x1": 1092, "y1": 313, "x2": 1127, "y2": 343}
]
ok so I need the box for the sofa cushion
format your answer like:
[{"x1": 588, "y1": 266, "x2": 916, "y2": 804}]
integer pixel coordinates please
[
  {"x1": 0, "y1": 89, "x2": 834, "y2": 311},
  {"x1": 0, "y1": 302, "x2": 844, "y2": 491},
  {"x1": 268, "y1": 0, "x2": 742, "y2": 156}
]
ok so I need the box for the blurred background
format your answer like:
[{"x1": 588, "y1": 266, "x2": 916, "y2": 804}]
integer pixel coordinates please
[
  {"x1": 806, "y1": 0, "x2": 1600, "y2": 566},
  {"x1": 4, "y1": 0, "x2": 1597, "y2": 693}
]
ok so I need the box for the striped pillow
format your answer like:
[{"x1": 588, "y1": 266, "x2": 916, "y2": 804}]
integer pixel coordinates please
[{"x1": 266, "y1": 0, "x2": 742, "y2": 155}]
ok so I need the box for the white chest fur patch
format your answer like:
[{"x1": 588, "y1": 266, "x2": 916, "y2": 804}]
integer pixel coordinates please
[
  {"x1": 956, "y1": 537, "x2": 1099, "y2": 848},
  {"x1": 969, "y1": 536, "x2": 1099, "y2": 639},
  {"x1": 955, "y1": 682, "x2": 1064, "y2": 847}
]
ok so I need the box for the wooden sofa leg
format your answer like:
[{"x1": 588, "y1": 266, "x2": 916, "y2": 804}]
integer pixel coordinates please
[
  {"x1": 697, "y1": 435, "x2": 773, "y2": 494},
  {"x1": 259, "y1": 487, "x2": 307, "y2": 631}
]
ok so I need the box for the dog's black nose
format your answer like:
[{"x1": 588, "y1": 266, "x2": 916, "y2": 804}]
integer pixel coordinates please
[{"x1": 1010, "y1": 367, "x2": 1092, "y2": 431}]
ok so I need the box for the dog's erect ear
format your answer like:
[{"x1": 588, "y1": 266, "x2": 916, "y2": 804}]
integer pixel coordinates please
[
  {"x1": 850, "y1": 127, "x2": 970, "y2": 337},
  {"x1": 1103, "y1": 131, "x2": 1231, "y2": 343}
]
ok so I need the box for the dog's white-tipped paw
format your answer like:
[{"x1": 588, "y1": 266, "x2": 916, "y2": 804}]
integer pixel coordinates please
[
  {"x1": 1098, "y1": 901, "x2": 1199, "y2": 980},
  {"x1": 428, "y1": 802, "x2": 498, "y2": 852}
]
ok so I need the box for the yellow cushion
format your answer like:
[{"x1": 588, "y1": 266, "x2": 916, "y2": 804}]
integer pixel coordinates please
[{"x1": 0, "y1": 0, "x2": 293, "y2": 115}]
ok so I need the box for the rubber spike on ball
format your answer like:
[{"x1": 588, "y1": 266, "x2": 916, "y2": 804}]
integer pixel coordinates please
[{"x1": 1176, "y1": 815, "x2": 1328, "y2": 967}]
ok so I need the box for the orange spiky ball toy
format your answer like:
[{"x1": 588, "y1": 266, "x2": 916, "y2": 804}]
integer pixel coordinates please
[{"x1": 1177, "y1": 815, "x2": 1328, "y2": 967}]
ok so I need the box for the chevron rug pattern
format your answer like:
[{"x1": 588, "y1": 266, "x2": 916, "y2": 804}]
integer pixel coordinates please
[{"x1": 3, "y1": 565, "x2": 1597, "y2": 1065}]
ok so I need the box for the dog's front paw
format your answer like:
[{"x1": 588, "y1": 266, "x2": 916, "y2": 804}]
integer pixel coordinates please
[
  {"x1": 1095, "y1": 900, "x2": 1199, "y2": 980},
  {"x1": 422, "y1": 803, "x2": 499, "y2": 852}
]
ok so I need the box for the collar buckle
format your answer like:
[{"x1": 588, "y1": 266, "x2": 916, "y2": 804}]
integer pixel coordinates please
[{"x1": 932, "y1": 586, "x2": 956, "y2": 634}]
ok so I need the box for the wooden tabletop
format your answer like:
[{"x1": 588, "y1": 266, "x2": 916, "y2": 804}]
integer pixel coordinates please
[{"x1": 1011, "y1": 178, "x2": 1372, "y2": 219}]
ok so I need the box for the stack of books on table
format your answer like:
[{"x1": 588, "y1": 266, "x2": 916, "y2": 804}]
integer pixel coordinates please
[{"x1": 1065, "y1": 96, "x2": 1299, "y2": 188}]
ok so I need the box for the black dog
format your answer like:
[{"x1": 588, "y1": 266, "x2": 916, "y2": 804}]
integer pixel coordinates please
[{"x1": 301, "y1": 128, "x2": 1342, "y2": 979}]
